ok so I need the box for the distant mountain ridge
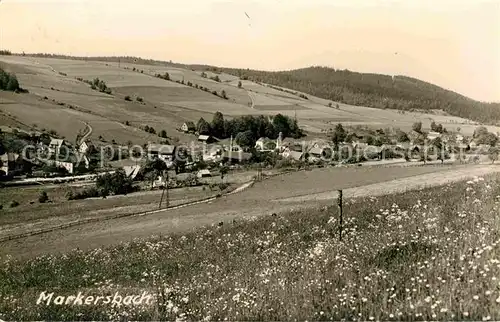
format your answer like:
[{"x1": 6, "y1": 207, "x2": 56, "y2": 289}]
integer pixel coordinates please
[
  {"x1": 20, "y1": 53, "x2": 500, "y2": 124},
  {"x1": 216, "y1": 66, "x2": 500, "y2": 124}
]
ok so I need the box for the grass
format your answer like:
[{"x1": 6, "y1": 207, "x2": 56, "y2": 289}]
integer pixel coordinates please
[
  {"x1": 1, "y1": 175, "x2": 500, "y2": 320},
  {"x1": 0, "y1": 184, "x2": 220, "y2": 227}
]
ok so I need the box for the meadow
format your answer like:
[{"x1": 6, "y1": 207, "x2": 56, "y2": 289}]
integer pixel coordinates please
[{"x1": 1, "y1": 174, "x2": 499, "y2": 320}]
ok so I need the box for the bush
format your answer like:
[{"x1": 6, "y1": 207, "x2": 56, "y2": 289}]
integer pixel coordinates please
[
  {"x1": 67, "y1": 186, "x2": 100, "y2": 200},
  {"x1": 124, "y1": 95, "x2": 132, "y2": 101},
  {"x1": 38, "y1": 191, "x2": 49, "y2": 203},
  {"x1": 144, "y1": 125, "x2": 156, "y2": 134},
  {"x1": 218, "y1": 182, "x2": 230, "y2": 191},
  {"x1": 0, "y1": 68, "x2": 21, "y2": 92},
  {"x1": 10, "y1": 200, "x2": 19, "y2": 208},
  {"x1": 136, "y1": 96, "x2": 143, "y2": 102},
  {"x1": 96, "y1": 170, "x2": 136, "y2": 196}
]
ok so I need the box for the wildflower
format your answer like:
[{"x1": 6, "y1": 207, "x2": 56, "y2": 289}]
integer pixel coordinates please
[
  {"x1": 464, "y1": 312, "x2": 469, "y2": 317},
  {"x1": 473, "y1": 295, "x2": 479, "y2": 300}
]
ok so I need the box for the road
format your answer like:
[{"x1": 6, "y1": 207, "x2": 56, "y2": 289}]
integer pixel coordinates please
[
  {"x1": 4, "y1": 171, "x2": 114, "y2": 186},
  {"x1": 1, "y1": 164, "x2": 499, "y2": 260}
]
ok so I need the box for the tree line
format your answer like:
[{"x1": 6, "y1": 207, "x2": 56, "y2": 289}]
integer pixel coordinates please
[{"x1": 195, "y1": 112, "x2": 304, "y2": 147}]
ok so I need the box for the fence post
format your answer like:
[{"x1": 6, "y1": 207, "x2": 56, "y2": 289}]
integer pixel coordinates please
[
  {"x1": 158, "y1": 170, "x2": 169, "y2": 209},
  {"x1": 159, "y1": 186, "x2": 165, "y2": 209},
  {"x1": 338, "y1": 189, "x2": 343, "y2": 241},
  {"x1": 166, "y1": 170, "x2": 169, "y2": 207}
]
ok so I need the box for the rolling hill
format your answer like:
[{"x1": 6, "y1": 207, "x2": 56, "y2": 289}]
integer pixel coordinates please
[
  {"x1": 216, "y1": 66, "x2": 500, "y2": 124},
  {"x1": 1, "y1": 53, "x2": 499, "y2": 145},
  {"x1": 24, "y1": 54, "x2": 500, "y2": 124}
]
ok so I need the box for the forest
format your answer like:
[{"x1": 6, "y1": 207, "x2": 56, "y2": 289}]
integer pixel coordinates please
[{"x1": 217, "y1": 66, "x2": 500, "y2": 124}]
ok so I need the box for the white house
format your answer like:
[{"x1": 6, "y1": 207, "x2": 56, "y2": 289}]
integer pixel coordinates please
[
  {"x1": 255, "y1": 137, "x2": 277, "y2": 151},
  {"x1": 123, "y1": 165, "x2": 142, "y2": 179},
  {"x1": 48, "y1": 139, "x2": 68, "y2": 155},
  {"x1": 198, "y1": 135, "x2": 217, "y2": 144},
  {"x1": 78, "y1": 140, "x2": 94, "y2": 154},
  {"x1": 0, "y1": 153, "x2": 22, "y2": 176},
  {"x1": 196, "y1": 169, "x2": 212, "y2": 178},
  {"x1": 427, "y1": 131, "x2": 442, "y2": 141},
  {"x1": 53, "y1": 160, "x2": 74, "y2": 174},
  {"x1": 147, "y1": 144, "x2": 176, "y2": 166},
  {"x1": 308, "y1": 146, "x2": 333, "y2": 161},
  {"x1": 282, "y1": 150, "x2": 304, "y2": 161},
  {"x1": 181, "y1": 121, "x2": 196, "y2": 133}
]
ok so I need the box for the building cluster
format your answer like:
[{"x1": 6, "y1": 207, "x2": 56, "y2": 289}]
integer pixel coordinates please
[{"x1": 0, "y1": 135, "x2": 94, "y2": 178}]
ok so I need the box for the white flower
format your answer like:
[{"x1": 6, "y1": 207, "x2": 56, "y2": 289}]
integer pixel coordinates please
[{"x1": 473, "y1": 295, "x2": 479, "y2": 300}]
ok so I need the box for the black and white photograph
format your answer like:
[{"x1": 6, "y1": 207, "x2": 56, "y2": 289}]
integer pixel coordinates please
[{"x1": 0, "y1": 0, "x2": 499, "y2": 320}]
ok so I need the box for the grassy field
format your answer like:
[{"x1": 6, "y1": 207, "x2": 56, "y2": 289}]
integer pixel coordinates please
[
  {"x1": 0, "y1": 168, "x2": 259, "y2": 237},
  {"x1": 0, "y1": 174, "x2": 499, "y2": 320},
  {"x1": 0, "y1": 184, "x2": 220, "y2": 227}
]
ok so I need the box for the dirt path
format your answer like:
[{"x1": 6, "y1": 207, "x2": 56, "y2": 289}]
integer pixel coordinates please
[
  {"x1": 1, "y1": 164, "x2": 499, "y2": 260},
  {"x1": 247, "y1": 90, "x2": 256, "y2": 108}
]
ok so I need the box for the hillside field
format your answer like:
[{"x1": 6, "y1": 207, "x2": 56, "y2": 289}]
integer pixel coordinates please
[{"x1": 1, "y1": 55, "x2": 497, "y2": 146}]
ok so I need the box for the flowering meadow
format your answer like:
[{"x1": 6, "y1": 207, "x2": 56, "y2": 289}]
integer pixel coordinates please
[{"x1": 1, "y1": 175, "x2": 500, "y2": 321}]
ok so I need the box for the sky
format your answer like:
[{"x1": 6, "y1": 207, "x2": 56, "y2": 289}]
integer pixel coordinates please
[{"x1": 0, "y1": 0, "x2": 499, "y2": 102}]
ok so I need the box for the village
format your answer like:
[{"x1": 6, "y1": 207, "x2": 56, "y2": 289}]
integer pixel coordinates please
[{"x1": 1, "y1": 113, "x2": 498, "y2": 189}]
